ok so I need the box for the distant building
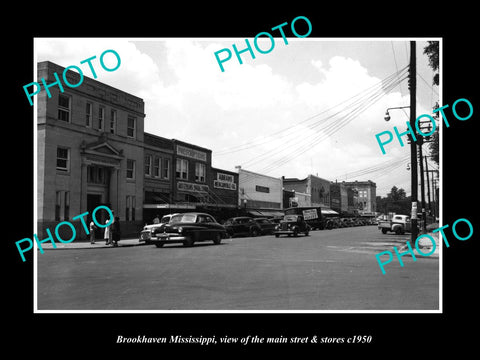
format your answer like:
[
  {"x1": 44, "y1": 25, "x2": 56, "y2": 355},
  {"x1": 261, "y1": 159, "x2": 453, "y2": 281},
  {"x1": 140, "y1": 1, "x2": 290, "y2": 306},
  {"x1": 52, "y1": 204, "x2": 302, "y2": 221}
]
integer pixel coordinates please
[
  {"x1": 283, "y1": 174, "x2": 331, "y2": 208},
  {"x1": 342, "y1": 180, "x2": 377, "y2": 215},
  {"x1": 237, "y1": 167, "x2": 283, "y2": 217}
]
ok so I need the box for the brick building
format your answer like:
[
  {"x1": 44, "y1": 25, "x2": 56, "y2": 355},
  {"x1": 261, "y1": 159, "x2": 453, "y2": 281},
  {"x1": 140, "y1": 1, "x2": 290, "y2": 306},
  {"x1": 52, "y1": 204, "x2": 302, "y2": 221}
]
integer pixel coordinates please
[{"x1": 37, "y1": 61, "x2": 239, "y2": 239}]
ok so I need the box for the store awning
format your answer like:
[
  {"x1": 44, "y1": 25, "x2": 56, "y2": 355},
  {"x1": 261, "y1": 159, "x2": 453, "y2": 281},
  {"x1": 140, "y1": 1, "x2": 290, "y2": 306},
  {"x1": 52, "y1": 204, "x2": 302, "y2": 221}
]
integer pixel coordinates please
[
  {"x1": 321, "y1": 208, "x2": 339, "y2": 215},
  {"x1": 248, "y1": 210, "x2": 284, "y2": 218}
]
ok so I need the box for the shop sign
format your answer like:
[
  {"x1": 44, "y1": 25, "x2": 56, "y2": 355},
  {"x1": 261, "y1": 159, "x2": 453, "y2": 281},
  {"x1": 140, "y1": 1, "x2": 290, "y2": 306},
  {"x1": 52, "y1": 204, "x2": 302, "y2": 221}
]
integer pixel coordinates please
[
  {"x1": 177, "y1": 181, "x2": 209, "y2": 193},
  {"x1": 176, "y1": 145, "x2": 207, "y2": 161}
]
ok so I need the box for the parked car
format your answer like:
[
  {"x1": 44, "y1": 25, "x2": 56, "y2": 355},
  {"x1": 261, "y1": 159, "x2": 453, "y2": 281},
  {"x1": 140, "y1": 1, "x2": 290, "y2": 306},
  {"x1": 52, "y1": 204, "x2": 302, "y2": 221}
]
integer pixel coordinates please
[
  {"x1": 274, "y1": 214, "x2": 310, "y2": 237},
  {"x1": 253, "y1": 217, "x2": 277, "y2": 235},
  {"x1": 378, "y1": 214, "x2": 415, "y2": 235},
  {"x1": 223, "y1": 217, "x2": 262, "y2": 237},
  {"x1": 139, "y1": 213, "x2": 180, "y2": 243},
  {"x1": 151, "y1": 212, "x2": 226, "y2": 247}
]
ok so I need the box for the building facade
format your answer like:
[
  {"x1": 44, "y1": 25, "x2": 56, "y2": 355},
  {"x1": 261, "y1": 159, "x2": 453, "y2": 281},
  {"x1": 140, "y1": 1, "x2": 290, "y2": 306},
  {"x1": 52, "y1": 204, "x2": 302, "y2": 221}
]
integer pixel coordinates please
[
  {"x1": 37, "y1": 61, "x2": 239, "y2": 239},
  {"x1": 342, "y1": 180, "x2": 377, "y2": 215},
  {"x1": 237, "y1": 167, "x2": 283, "y2": 217},
  {"x1": 283, "y1": 174, "x2": 331, "y2": 208},
  {"x1": 37, "y1": 61, "x2": 146, "y2": 239}
]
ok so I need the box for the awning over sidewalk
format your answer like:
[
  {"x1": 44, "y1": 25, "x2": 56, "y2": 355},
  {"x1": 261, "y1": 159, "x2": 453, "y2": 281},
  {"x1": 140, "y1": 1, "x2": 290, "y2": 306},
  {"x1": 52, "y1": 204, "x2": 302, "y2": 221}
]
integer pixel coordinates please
[
  {"x1": 248, "y1": 210, "x2": 284, "y2": 218},
  {"x1": 321, "y1": 208, "x2": 339, "y2": 215}
]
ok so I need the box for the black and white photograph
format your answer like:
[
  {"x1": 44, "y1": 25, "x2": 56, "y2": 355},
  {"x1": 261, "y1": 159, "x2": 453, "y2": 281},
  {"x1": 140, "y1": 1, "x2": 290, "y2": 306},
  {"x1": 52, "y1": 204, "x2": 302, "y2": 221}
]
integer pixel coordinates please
[
  {"x1": 32, "y1": 37, "x2": 441, "y2": 312},
  {"x1": 6, "y1": 7, "x2": 479, "y2": 355}
]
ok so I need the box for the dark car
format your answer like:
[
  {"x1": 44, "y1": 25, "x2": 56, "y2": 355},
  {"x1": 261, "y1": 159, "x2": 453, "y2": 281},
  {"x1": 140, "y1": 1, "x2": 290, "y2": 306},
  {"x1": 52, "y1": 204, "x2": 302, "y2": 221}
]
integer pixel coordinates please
[
  {"x1": 151, "y1": 212, "x2": 226, "y2": 248},
  {"x1": 139, "y1": 213, "x2": 180, "y2": 243},
  {"x1": 223, "y1": 217, "x2": 262, "y2": 237},
  {"x1": 253, "y1": 217, "x2": 277, "y2": 235},
  {"x1": 274, "y1": 214, "x2": 310, "y2": 237}
]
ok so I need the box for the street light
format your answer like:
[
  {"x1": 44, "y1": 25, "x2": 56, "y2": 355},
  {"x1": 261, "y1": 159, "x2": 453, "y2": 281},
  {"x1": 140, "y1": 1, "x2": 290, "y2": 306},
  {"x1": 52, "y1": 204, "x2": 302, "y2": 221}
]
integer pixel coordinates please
[{"x1": 384, "y1": 106, "x2": 410, "y2": 122}]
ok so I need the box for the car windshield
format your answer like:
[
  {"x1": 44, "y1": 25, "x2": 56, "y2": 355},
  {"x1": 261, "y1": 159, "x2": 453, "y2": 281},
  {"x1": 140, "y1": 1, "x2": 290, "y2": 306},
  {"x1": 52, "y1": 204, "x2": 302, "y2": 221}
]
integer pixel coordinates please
[
  {"x1": 283, "y1": 215, "x2": 299, "y2": 222},
  {"x1": 171, "y1": 214, "x2": 197, "y2": 223}
]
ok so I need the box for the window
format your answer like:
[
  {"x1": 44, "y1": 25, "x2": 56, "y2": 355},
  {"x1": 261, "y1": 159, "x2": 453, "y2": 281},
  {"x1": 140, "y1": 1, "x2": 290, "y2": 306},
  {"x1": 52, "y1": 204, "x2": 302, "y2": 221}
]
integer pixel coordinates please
[
  {"x1": 163, "y1": 158, "x2": 170, "y2": 179},
  {"x1": 64, "y1": 191, "x2": 70, "y2": 220},
  {"x1": 195, "y1": 163, "x2": 206, "y2": 182},
  {"x1": 110, "y1": 109, "x2": 117, "y2": 134},
  {"x1": 127, "y1": 116, "x2": 136, "y2": 138},
  {"x1": 56, "y1": 147, "x2": 70, "y2": 171},
  {"x1": 126, "y1": 159, "x2": 135, "y2": 179},
  {"x1": 55, "y1": 191, "x2": 61, "y2": 221},
  {"x1": 153, "y1": 157, "x2": 160, "y2": 177},
  {"x1": 176, "y1": 158, "x2": 188, "y2": 179},
  {"x1": 87, "y1": 165, "x2": 109, "y2": 184},
  {"x1": 85, "y1": 102, "x2": 92, "y2": 127},
  {"x1": 126, "y1": 195, "x2": 136, "y2": 221},
  {"x1": 58, "y1": 94, "x2": 70, "y2": 122},
  {"x1": 126, "y1": 196, "x2": 131, "y2": 221},
  {"x1": 144, "y1": 155, "x2": 152, "y2": 176},
  {"x1": 98, "y1": 106, "x2": 105, "y2": 131}
]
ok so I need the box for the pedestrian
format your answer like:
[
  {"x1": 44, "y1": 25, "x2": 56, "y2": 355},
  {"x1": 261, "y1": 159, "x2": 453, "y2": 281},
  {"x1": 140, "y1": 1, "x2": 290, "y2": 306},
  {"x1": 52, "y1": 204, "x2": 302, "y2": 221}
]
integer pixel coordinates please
[
  {"x1": 89, "y1": 218, "x2": 97, "y2": 244},
  {"x1": 104, "y1": 217, "x2": 112, "y2": 245},
  {"x1": 153, "y1": 214, "x2": 160, "y2": 224},
  {"x1": 111, "y1": 216, "x2": 121, "y2": 247}
]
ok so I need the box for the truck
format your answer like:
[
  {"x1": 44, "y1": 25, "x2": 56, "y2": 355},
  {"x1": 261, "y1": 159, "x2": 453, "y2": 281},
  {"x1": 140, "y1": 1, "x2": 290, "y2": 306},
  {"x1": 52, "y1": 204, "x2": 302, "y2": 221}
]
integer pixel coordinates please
[{"x1": 378, "y1": 214, "x2": 413, "y2": 235}]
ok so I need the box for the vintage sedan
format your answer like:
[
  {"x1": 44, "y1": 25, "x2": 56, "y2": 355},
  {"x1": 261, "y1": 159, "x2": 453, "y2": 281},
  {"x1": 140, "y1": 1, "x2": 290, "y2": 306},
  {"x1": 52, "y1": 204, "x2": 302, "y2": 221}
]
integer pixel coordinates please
[
  {"x1": 139, "y1": 213, "x2": 180, "y2": 243},
  {"x1": 274, "y1": 214, "x2": 310, "y2": 237},
  {"x1": 151, "y1": 212, "x2": 227, "y2": 247}
]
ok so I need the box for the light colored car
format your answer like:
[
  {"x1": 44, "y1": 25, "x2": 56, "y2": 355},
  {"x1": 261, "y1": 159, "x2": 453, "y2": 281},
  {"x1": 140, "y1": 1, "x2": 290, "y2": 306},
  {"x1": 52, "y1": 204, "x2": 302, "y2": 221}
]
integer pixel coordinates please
[{"x1": 139, "y1": 213, "x2": 180, "y2": 243}]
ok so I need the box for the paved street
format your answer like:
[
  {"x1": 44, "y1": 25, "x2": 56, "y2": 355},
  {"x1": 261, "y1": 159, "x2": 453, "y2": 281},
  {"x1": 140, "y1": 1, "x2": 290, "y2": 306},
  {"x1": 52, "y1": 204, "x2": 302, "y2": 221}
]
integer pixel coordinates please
[{"x1": 37, "y1": 225, "x2": 439, "y2": 311}]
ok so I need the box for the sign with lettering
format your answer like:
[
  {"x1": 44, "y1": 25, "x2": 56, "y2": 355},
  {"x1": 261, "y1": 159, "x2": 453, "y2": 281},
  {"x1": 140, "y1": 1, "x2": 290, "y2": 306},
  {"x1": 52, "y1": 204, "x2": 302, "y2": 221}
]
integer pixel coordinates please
[
  {"x1": 176, "y1": 145, "x2": 207, "y2": 161},
  {"x1": 177, "y1": 181, "x2": 209, "y2": 194}
]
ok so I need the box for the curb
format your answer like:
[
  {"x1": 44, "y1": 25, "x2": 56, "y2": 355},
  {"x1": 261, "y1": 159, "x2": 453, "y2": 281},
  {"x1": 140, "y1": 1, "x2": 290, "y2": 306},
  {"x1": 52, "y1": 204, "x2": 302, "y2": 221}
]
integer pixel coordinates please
[{"x1": 38, "y1": 239, "x2": 148, "y2": 250}]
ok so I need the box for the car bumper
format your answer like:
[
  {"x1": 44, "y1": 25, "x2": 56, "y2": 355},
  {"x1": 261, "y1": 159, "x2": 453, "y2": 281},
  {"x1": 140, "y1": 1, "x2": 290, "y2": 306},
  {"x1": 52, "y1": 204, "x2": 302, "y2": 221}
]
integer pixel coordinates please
[
  {"x1": 274, "y1": 230, "x2": 295, "y2": 235},
  {"x1": 153, "y1": 233, "x2": 188, "y2": 242}
]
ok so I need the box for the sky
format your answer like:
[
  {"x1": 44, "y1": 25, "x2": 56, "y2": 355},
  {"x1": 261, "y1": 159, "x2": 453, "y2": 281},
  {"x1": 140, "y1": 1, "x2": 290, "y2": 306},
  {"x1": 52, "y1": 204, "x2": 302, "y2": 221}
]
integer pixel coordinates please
[{"x1": 35, "y1": 37, "x2": 440, "y2": 197}]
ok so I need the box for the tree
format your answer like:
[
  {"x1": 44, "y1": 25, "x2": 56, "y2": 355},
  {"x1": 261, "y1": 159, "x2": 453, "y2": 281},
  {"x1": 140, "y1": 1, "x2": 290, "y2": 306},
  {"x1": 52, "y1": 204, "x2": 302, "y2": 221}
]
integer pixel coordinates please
[
  {"x1": 377, "y1": 186, "x2": 410, "y2": 215},
  {"x1": 423, "y1": 41, "x2": 439, "y2": 86},
  {"x1": 424, "y1": 42, "x2": 440, "y2": 166}
]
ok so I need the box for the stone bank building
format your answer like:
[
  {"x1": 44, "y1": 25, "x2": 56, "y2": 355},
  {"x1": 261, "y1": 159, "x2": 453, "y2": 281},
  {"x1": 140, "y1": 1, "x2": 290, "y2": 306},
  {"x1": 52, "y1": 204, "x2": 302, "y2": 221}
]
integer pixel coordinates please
[{"x1": 37, "y1": 61, "x2": 238, "y2": 239}]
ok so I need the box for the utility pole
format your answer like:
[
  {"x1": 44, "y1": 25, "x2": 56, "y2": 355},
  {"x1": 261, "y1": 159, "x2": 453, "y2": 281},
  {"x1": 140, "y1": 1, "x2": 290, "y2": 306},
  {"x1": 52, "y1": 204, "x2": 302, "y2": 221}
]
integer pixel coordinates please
[
  {"x1": 425, "y1": 155, "x2": 432, "y2": 216},
  {"x1": 409, "y1": 41, "x2": 419, "y2": 242},
  {"x1": 418, "y1": 142, "x2": 426, "y2": 232}
]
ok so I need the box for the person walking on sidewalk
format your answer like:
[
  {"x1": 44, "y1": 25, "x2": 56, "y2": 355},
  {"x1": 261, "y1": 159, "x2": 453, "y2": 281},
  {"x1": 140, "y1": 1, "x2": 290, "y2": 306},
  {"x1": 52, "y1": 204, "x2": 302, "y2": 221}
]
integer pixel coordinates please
[
  {"x1": 111, "y1": 216, "x2": 121, "y2": 247},
  {"x1": 89, "y1": 218, "x2": 97, "y2": 244},
  {"x1": 104, "y1": 217, "x2": 113, "y2": 245}
]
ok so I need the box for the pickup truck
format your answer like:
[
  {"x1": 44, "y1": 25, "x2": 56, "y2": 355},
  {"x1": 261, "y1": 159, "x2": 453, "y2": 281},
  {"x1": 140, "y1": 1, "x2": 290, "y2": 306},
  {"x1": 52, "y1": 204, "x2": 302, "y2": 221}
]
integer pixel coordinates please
[{"x1": 378, "y1": 214, "x2": 412, "y2": 235}]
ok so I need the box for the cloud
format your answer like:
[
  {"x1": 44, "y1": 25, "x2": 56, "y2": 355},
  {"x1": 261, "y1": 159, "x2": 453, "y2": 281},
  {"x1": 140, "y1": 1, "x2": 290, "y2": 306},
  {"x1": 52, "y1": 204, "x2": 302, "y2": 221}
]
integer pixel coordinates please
[{"x1": 35, "y1": 38, "x2": 417, "y2": 196}]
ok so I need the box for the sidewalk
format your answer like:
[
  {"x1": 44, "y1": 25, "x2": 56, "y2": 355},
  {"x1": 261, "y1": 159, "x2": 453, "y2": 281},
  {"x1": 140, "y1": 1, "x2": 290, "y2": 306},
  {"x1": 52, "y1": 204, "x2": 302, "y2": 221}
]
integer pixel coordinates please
[
  {"x1": 39, "y1": 238, "x2": 148, "y2": 250},
  {"x1": 398, "y1": 227, "x2": 441, "y2": 259}
]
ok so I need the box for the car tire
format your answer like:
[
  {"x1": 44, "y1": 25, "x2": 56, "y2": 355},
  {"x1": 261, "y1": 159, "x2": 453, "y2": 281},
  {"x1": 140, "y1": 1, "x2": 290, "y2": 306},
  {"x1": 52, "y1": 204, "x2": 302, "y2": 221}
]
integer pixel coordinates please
[
  {"x1": 305, "y1": 230, "x2": 309, "y2": 236},
  {"x1": 250, "y1": 228, "x2": 259, "y2": 237},
  {"x1": 395, "y1": 228, "x2": 402, "y2": 235},
  {"x1": 275, "y1": 234, "x2": 280, "y2": 238},
  {"x1": 183, "y1": 236, "x2": 194, "y2": 247},
  {"x1": 155, "y1": 243, "x2": 164, "y2": 248},
  {"x1": 213, "y1": 233, "x2": 222, "y2": 245},
  {"x1": 293, "y1": 229, "x2": 298, "y2": 237},
  {"x1": 381, "y1": 228, "x2": 388, "y2": 234}
]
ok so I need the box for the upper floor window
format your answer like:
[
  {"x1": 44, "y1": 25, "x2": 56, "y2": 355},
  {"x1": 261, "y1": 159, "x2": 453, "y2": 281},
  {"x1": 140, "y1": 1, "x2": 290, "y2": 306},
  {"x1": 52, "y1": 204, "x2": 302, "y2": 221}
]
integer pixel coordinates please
[
  {"x1": 195, "y1": 162, "x2": 206, "y2": 183},
  {"x1": 176, "y1": 158, "x2": 188, "y2": 180},
  {"x1": 56, "y1": 147, "x2": 70, "y2": 171},
  {"x1": 98, "y1": 106, "x2": 105, "y2": 131},
  {"x1": 110, "y1": 109, "x2": 117, "y2": 134},
  {"x1": 58, "y1": 94, "x2": 70, "y2": 122},
  {"x1": 127, "y1": 116, "x2": 136, "y2": 138},
  {"x1": 85, "y1": 102, "x2": 92, "y2": 127}
]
